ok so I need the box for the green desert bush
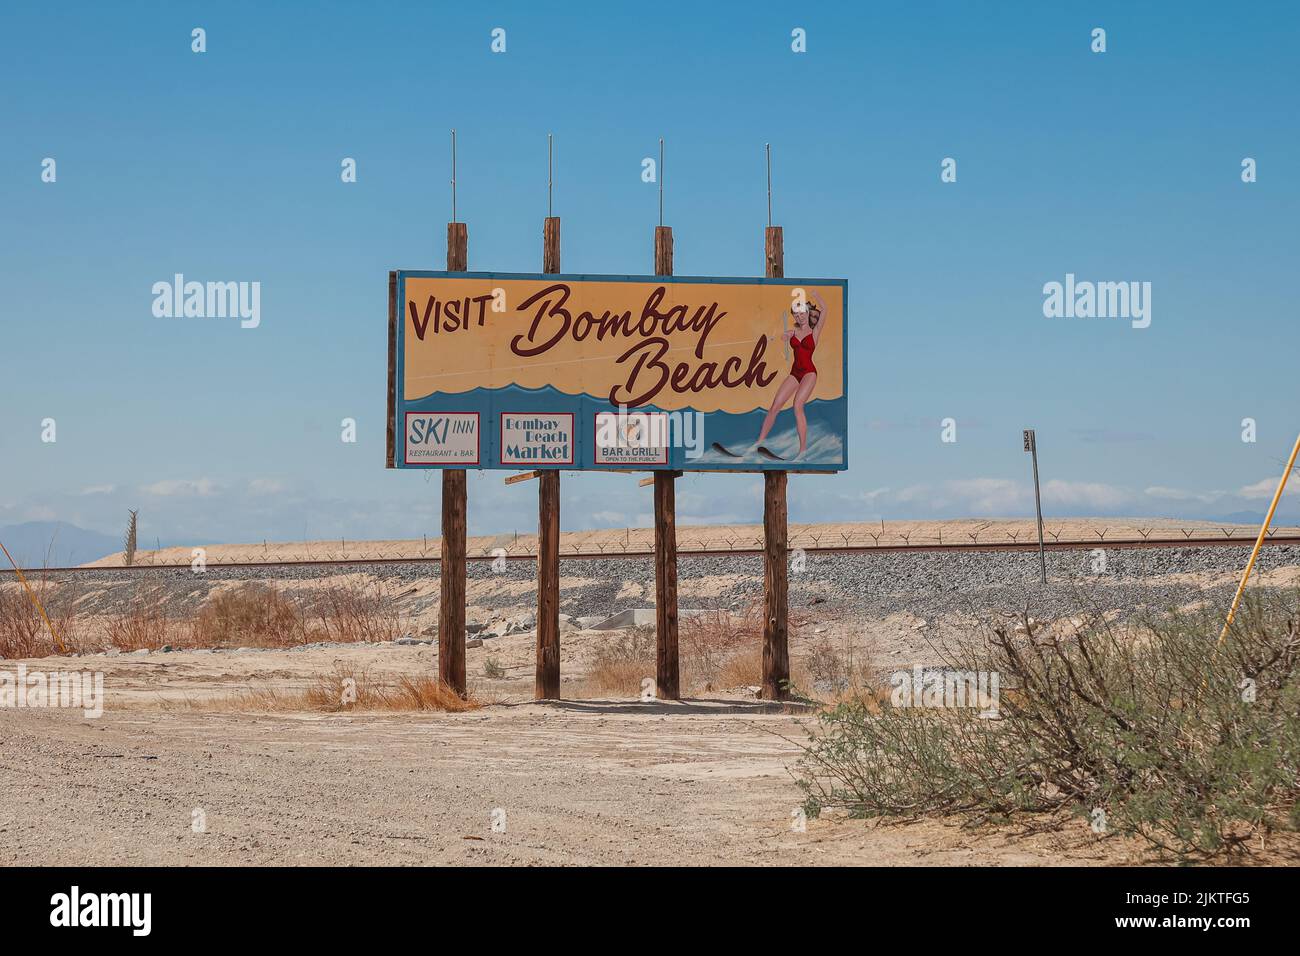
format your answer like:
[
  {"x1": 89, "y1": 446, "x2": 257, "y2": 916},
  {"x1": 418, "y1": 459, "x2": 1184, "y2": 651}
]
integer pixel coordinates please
[{"x1": 794, "y1": 591, "x2": 1300, "y2": 860}]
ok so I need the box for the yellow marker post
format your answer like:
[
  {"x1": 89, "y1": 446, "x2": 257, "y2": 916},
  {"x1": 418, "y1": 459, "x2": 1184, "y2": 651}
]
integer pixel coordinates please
[
  {"x1": 1217, "y1": 430, "x2": 1300, "y2": 646},
  {"x1": 0, "y1": 539, "x2": 68, "y2": 654}
]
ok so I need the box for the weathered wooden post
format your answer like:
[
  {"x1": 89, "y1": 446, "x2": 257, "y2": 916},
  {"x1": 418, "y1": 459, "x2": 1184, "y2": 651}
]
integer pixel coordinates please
[
  {"x1": 439, "y1": 220, "x2": 469, "y2": 697},
  {"x1": 762, "y1": 224, "x2": 790, "y2": 700},
  {"x1": 535, "y1": 212, "x2": 562, "y2": 700},
  {"x1": 653, "y1": 222, "x2": 680, "y2": 700}
]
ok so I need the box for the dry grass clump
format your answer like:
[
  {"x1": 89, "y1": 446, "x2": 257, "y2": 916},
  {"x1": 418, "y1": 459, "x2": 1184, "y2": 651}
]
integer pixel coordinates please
[
  {"x1": 681, "y1": 608, "x2": 756, "y2": 678},
  {"x1": 579, "y1": 602, "x2": 827, "y2": 698},
  {"x1": 4, "y1": 579, "x2": 406, "y2": 658},
  {"x1": 188, "y1": 665, "x2": 483, "y2": 713},
  {"x1": 307, "y1": 666, "x2": 482, "y2": 712},
  {"x1": 188, "y1": 583, "x2": 403, "y2": 648},
  {"x1": 583, "y1": 625, "x2": 657, "y2": 696},
  {"x1": 106, "y1": 591, "x2": 177, "y2": 651},
  {"x1": 0, "y1": 581, "x2": 81, "y2": 658},
  {"x1": 711, "y1": 644, "x2": 818, "y2": 694},
  {"x1": 715, "y1": 645, "x2": 764, "y2": 688},
  {"x1": 299, "y1": 585, "x2": 404, "y2": 644},
  {"x1": 190, "y1": 584, "x2": 302, "y2": 647},
  {"x1": 684, "y1": 603, "x2": 815, "y2": 694},
  {"x1": 800, "y1": 634, "x2": 880, "y2": 704}
]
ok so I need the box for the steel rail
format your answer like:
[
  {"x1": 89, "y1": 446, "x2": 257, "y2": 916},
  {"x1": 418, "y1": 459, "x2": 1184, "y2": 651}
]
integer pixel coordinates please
[{"x1": 3, "y1": 535, "x2": 1298, "y2": 575}]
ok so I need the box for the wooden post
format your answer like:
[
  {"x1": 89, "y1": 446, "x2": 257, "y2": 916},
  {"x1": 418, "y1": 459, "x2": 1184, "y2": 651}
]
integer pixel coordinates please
[
  {"x1": 535, "y1": 216, "x2": 562, "y2": 700},
  {"x1": 439, "y1": 221, "x2": 469, "y2": 696},
  {"x1": 654, "y1": 224, "x2": 673, "y2": 276},
  {"x1": 652, "y1": 225, "x2": 680, "y2": 699},
  {"x1": 543, "y1": 217, "x2": 560, "y2": 275},
  {"x1": 447, "y1": 222, "x2": 467, "y2": 271},
  {"x1": 536, "y1": 471, "x2": 561, "y2": 698},
  {"x1": 764, "y1": 225, "x2": 783, "y2": 281},
  {"x1": 762, "y1": 471, "x2": 790, "y2": 700},
  {"x1": 762, "y1": 225, "x2": 790, "y2": 700}
]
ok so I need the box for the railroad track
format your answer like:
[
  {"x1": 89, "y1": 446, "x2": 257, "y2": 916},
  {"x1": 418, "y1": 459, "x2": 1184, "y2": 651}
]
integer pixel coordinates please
[{"x1": 4, "y1": 535, "x2": 1299, "y2": 575}]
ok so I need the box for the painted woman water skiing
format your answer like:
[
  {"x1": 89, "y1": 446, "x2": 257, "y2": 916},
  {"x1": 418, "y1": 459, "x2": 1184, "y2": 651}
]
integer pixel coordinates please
[{"x1": 753, "y1": 288, "x2": 827, "y2": 459}]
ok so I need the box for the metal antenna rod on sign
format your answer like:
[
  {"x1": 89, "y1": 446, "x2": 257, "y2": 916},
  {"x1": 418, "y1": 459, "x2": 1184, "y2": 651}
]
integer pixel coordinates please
[
  {"x1": 451, "y1": 129, "x2": 457, "y2": 223},
  {"x1": 768, "y1": 143, "x2": 787, "y2": 359},
  {"x1": 765, "y1": 143, "x2": 772, "y2": 228},
  {"x1": 548, "y1": 133, "x2": 554, "y2": 218},
  {"x1": 659, "y1": 137, "x2": 664, "y2": 227}
]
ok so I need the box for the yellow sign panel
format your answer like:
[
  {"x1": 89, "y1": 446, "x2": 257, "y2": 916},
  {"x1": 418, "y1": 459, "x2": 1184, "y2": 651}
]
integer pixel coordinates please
[{"x1": 402, "y1": 275, "x2": 844, "y2": 413}]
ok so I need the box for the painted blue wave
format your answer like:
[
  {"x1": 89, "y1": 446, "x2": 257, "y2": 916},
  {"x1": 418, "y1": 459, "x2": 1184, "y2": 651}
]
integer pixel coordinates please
[{"x1": 400, "y1": 384, "x2": 847, "y2": 470}]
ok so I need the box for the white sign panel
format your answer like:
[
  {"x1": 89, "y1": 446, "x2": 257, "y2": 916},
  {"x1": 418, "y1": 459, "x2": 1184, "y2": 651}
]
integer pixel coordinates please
[
  {"x1": 500, "y1": 413, "x2": 574, "y2": 466},
  {"x1": 405, "y1": 412, "x2": 479, "y2": 465},
  {"x1": 594, "y1": 411, "x2": 669, "y2": 465}
]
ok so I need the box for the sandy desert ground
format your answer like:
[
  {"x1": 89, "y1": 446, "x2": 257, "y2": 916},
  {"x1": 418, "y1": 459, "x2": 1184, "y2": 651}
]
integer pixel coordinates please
[
  {"x1": 5, "y1": 522, "x2": 1300, "y2": 866},
  {"x1": 1, "y1": 671, "x2": 1137, "y2": 867}
]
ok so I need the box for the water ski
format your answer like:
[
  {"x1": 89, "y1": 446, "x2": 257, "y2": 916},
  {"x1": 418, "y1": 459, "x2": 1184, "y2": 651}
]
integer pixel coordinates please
[
  {"x1": 756, "y1": 446, "x2": 785, "y2": 461},
  {"x1": 710, "y1": 442, "x2": 744, "y2": 458}
]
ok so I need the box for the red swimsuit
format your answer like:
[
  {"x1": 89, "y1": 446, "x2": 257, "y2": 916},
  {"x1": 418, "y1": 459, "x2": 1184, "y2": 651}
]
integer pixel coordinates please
[{"x1": 790, "y1": 333, "x2": 817, "y2": 381}]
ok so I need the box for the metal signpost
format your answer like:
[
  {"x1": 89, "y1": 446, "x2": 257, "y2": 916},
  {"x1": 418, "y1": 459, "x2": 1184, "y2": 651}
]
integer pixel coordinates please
[{"x1": 1024, "y1": 428, "x2": 1047, "y2": 585}]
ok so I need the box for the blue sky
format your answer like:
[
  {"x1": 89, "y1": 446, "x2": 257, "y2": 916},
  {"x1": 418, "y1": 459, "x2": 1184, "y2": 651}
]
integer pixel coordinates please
[{"x1": 2, "y1": 0, "x2": 1298, "y2": 547}]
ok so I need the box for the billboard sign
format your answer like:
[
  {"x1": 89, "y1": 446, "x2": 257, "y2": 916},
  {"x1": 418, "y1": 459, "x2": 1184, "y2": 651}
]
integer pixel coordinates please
[{"x1": 387, "y1": 271, "x2": 848, "y2": 472}]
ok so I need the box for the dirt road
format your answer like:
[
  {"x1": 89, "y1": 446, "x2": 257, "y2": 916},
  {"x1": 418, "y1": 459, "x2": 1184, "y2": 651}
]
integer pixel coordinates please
[{"x1": 0, "y1": 702, "x2": 1131, "y2": 866}]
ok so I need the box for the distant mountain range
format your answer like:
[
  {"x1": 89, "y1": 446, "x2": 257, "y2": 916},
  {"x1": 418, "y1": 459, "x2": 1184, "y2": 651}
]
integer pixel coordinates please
[{"x1": 0, "y1": 521, "x2": 122, "y2": 569}]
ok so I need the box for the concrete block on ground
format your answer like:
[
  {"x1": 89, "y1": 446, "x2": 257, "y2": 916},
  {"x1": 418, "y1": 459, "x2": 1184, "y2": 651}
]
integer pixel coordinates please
[{"x1": 589, "y1": 608, "x2": 712, "y2": 630}]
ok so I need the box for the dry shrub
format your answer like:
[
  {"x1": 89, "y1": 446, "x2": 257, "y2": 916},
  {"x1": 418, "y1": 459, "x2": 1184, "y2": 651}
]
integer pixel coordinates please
[
  {"x1": 190, "y1": 584, "x2": 303, "y2": 647},
  {"x1": 180, "y1": 665, "x2": 483, "y2": 713},
  {"x1": 385, "y1": 674, "x2": 483, "y2": 712},
  {"x1": 583, "y1": 625, "x2": 656, "y2": 695},
  {"x1": 6, "y1": 578, "x2": 405, "y2": 657},
  {"x1": 712, "y1": 645, "x2": 815, "y2": 694},
  {"x1": 681, "y1": 607, "x2": 755, "y2": 679},
  {"x1": 306, "y1": 665, "x2": 482, "y2": 712},
  {"x1": 716, "y1": 645, "x2": 764, "y2": 687},
  {"x1": 189, "y1": 583, "x2": 404, "y2": 648},
  {"x1": 802, "y1": 634, "x2": 877, "y2": 703},
  {"x1": 299, "y1": 584, "x2": 404, "y2": 643},
  {"x1": 684, "y1": 602, "x2": 814, "y2": 694},
  {"x1": 580, "y1": 603, "x2": 814, "y2": 697},
  {"x1": 106, "y1": 592, "x2": 176, "y2": 651},
  {"x1": 0, "y1": 581, "x2": 80, "y2": 658},
  {"x1": 795, "y1": 590, "x2": 1300, "y2": 861},
  {"x1": 305, "y1": 666, "x2": 385, "y2": 709}
]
